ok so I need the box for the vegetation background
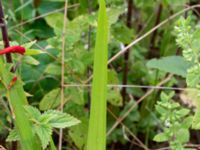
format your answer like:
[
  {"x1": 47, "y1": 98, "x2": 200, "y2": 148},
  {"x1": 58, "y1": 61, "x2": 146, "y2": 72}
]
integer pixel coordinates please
[{"x1": 0, "y1": 0, "x2": 200, "y2": 150}]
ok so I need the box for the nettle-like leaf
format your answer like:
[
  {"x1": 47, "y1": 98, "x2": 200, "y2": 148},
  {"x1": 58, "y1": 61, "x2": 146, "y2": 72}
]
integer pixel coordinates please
[
  {"x1": 25, "y1": 106, "x2": 80, "y2": 129},
  {"x1": 42, "y1": 110, "x2": 81, "y2": 128},
  {"x1": 6, "y1": 128, "x2": 20, "y2": 142},
  {"x1": 34, "y1": 124, "x2": 52, "y2": 150},
  {"x1": 24, "y1": 105, "x2": 41, "y2": 120},
  {"x1": 23, "y1": 106, "x2": 80, "y2": 149}
]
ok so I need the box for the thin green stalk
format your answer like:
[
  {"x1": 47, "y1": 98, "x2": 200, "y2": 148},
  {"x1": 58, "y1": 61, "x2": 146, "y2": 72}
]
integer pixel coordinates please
[
  {"x1": 0, "y1": 57, "x2": 41, "y2": 150},
  {"x1": 86, "y1": 0, "x2": 108, "y2": 150}
]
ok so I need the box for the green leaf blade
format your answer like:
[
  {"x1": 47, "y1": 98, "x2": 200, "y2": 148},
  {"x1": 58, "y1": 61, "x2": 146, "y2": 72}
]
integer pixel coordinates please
[
  {"x1": 147, "y1": 56, "x2": 191, "y2": 77},
  {"x1": 86, "y1": 1, "x2": 109, "y2": 150}
]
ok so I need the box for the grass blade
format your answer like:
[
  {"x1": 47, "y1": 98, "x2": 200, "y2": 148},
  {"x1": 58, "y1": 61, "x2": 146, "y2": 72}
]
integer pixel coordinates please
[{"x1": 86, "y1": 0, "x2": 108, "y2": 150}]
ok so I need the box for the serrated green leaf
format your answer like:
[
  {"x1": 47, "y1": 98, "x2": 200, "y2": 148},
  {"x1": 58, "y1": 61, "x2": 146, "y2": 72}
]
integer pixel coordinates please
[
  {"x1": 34, "y1": 124, "x2": 52, "y2": 150},
  {"x1": 43, "y1": 110, "x2": 80, "y2": 128},
  {"x1": 24, "y1": 105, "x2": 41, "y2": 120},
  {"x1": 6, "y1": 128, "x2": 20, "y2": 142}
]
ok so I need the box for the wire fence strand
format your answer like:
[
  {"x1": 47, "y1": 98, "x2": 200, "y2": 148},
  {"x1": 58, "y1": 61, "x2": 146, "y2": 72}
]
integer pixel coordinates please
[{"x1": 63, "y1": 83, "x2": 197, "y2": 91}]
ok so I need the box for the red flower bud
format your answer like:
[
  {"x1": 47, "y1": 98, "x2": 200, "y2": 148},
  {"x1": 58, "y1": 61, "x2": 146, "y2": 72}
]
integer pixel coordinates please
[{"x1": 0, "y1": 46, "x2": 25, "y2": 55}]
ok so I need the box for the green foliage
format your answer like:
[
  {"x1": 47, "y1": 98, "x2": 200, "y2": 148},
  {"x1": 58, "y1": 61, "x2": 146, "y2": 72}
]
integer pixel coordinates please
[
  {"x1": 154, "y1": 92, "x2": 192, "y2": 150},
  {"x1": 86, "y1": 0, "x2": 108, "y2": 150},
  {"x1": 7, "y1": 106, "x2": 80, "y2": 149},
  {"x1": 107, "y1": 69, "x2": 123, "y2": 106},
  {"x1": 147, "y1": 56, "x2": 191, "y2": 77},
  {"x1": 0, "y1": 56, "x2": 41, "y2": 149},
  {"x1": 174, "y1": 17, "x2": 200, "y2": 130},
  {"x1": 111, "y1": 22, "x2": 135, "y2": 44},
  {"x1": 25, "y1": 49, "x2": 46, "y2": 55},
  {"x1": 6, "y1": 128, "x2": 20, "y2": 142},
  {"x1": 1, "y1": 0, "x2": 200, "y2": 149},
  {"x1": 39, "y1": 88, "x2": 61, "y2": 110},
  {"x1": 69, "y1": 117, "x2": 88, "y2": 149}
]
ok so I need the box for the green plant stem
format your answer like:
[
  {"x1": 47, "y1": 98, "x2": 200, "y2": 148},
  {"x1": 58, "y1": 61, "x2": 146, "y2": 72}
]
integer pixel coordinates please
[{"x1": 0, "y1": 57, "x2": 41, "y2": 150}]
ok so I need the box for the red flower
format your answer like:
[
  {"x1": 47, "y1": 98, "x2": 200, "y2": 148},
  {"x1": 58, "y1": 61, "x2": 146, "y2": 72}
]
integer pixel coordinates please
[{"x1": 0, "y1": 46, "x2": 25, "y2": 55}]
